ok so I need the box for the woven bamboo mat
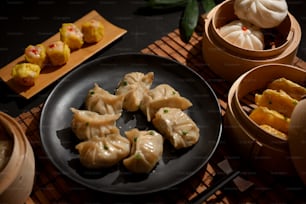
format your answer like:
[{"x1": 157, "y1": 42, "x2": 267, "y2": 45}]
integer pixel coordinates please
[{"x1": 18, "y1": 26, "x2": 306, "y2": 203}]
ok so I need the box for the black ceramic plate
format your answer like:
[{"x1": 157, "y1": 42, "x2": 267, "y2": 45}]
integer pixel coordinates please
[{"x1": 40, "y1": 53, "x2": 222, "y2": 195}]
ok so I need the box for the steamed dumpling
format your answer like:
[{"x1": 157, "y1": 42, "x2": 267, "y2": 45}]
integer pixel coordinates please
[
  {"x1": 85, "y1": 83, "x2": 124, "y2": 115},
  {"x1": 76, "y1": 133, "x2": 130, "y2": 168},
  {"x1": 234, "y1": 0, "x2": 288, "y2": 29},
  {"x1": 115, "y1": 72, "x2": 154, "y2": 112},
  {"x1": 70, "y1": 108, "x2": 120, "y2": 140},
  {"x1": 123, "y1": 128, "x2": 163, "y2": 173},
  {"x1": 218, "y1": 20, "x2": 264, "y2": 50},
  {"x1": 152, "y1": 107, "x2": 200, "y2": 149},
  {"x1": 140, "y1": 84, "x2": 192, "y2": 121}
]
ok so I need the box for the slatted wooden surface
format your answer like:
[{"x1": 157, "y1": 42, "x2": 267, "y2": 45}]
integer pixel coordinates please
[{"x1": 17, "y1": 25, "x2": 306, "y2": 203}]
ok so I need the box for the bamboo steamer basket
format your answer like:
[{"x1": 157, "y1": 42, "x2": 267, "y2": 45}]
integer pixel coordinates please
[
  {"x1": 202, "y1": 0, "x2": 301, "y2": 82},
  {"x1": 0, "y1": 112, "x2": 35, "y2": 204},
  {"x1": 224, "y1": 64, "x2": 306, "y2": 175}
]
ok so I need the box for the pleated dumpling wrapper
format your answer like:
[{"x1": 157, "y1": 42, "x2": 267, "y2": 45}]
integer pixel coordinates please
[
  {"x1": 75, "y1": 133, "x2": 130, "y2": 169},
  {"x1": 115, "y1": 72, "x2": 154, "y2": 112},
  {"x1": 152, "y1": 107, "x2": 199, "y2": 149},
  {"x1": 85, "y1": 83, "x2": 124, "y2": 115},
  {"x1": 234, "y1": 0, "x2": 288, "y2": 29},
  {"x1": 140, "y1": 84, "x2": 192, "y2": 122},
  {"x1": 218, "y1": 19, "x2": 264, "y2": 50},
  {"x1": 70, "y1": 108, "x2": 121, "y2": 141},
  {"x1": 123, "y1": 128, "x2": 163, "y2": 173}
]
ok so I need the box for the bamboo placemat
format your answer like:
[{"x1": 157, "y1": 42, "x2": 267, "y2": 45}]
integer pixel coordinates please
[{"x1": 17, "y1": 26, "x2": 306, "y2": 203}]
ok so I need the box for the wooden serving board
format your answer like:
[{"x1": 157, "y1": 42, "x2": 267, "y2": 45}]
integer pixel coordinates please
[{"x1": 0, "y1": 10, "x2": 127, "y2": 99}]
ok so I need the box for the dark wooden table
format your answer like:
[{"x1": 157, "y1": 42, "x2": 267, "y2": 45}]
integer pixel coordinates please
[{"x1": 1, "y1": 1, "x2": 306, "y2": 203}]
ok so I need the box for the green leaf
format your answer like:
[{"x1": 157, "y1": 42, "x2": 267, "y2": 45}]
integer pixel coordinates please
[
  {"x1": 179, "y1": 0, "x2": 199, "y2": 43},
  {"x1": 200, "y1": 0, "x2": 215, "y2": 13}
]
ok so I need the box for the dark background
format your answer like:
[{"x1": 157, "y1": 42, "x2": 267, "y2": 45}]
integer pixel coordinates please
[{"x1": 0, "y1": 0, "x2": 306, "y2": 117}]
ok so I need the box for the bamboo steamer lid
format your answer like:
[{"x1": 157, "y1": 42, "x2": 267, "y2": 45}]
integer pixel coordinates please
[{"x1": 288, "y1": 96, "x2": 306, "y2": 184}]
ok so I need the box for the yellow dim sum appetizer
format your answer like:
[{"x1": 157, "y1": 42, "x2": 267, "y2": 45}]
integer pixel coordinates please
[
  {"x1": 60, "y1": 23, "x2": 84, "y2": 50},
  {"x1": 152, "y1": 107, "x2": 199, "y2": 149},
  {"x1": 255, "y1": 89, "x2": 298, "y2": 118},
  {"x1": 123, "y1": 128, "x2": 163, "y2": 173},
  {"x1": 11, "y1": 63, "x2": 40, "y2": 86},
  {"x1": 24, "y1": 44, "x2": 47, "y2": 69},
  {"x1": 46, "y1": 41, "x2": 70, "y2": 66},
  {"x1": 82, "y1": 19, "x2": 104, "y2": 43},
  {"x1": 249, "y1": 106, "x2": 290, "y2": 134},
  {"x1": 268, "y1": 77, "x2": 306, "y2": 100},
  {"x1": 115, "y1": 72, "x2": 154, "y2": 112},
  {"x1": 140, "y1": 84, "x2": 192, "y2": 122}
]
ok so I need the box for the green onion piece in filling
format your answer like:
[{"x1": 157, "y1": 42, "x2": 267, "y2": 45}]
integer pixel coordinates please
[
  {"x1": 182, "y1": 130, "x2": 188, "y2": 135},
  {"x1": 135, "y1": 153, "x2": 142, "y2": 160}
]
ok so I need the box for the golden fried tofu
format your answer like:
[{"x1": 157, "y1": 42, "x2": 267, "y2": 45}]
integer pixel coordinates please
[
  {"x1": 268, "y1": 77, "x2": 306, "y2": 100},
  {"x1": 255, "y1": 89, "x2": 298, "y2": 118},
  {"x1": 260, "y1": 124, "x2": 288, "y2": 140},
  {"x1": 11, "y1": 63, "x2": 40, "y2": 86},
  {"x1": 249, "y1": 106, "x2": 290, "y2": 134}
]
